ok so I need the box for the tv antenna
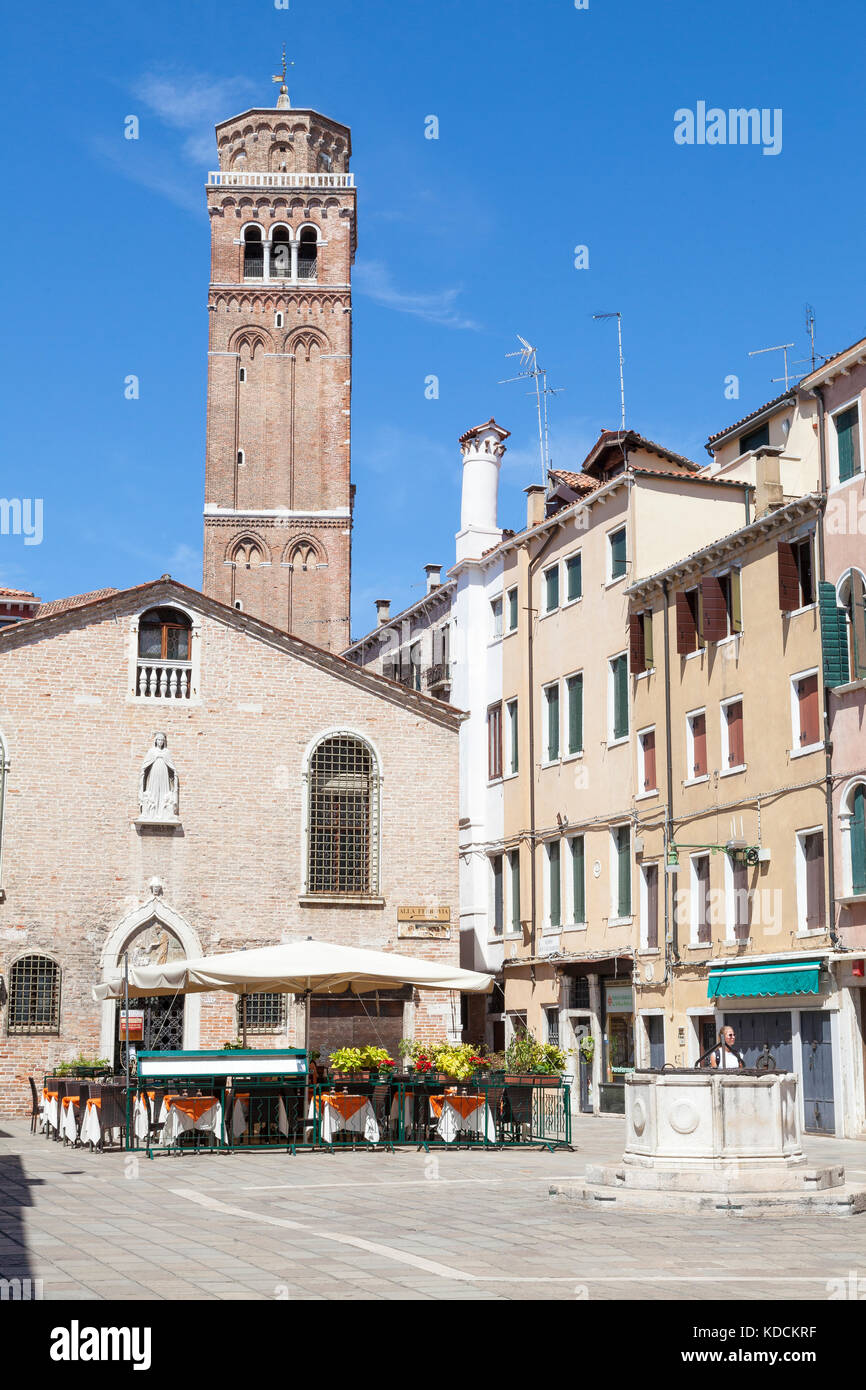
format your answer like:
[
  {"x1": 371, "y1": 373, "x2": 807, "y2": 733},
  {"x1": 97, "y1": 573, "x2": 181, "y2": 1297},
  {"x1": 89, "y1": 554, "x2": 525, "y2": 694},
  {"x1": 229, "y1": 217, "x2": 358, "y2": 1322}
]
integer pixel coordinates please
[
  {"x1": 748, "y1": 341, "x2": 796, "y2": 390},
  {"x1": 805, "y1": 304, "x2": 817, "y2": 371},
  {"x1": 592, "y1": 312, "x2": 626, "y2": 430},
  {"x1": 498, "y1": 336, "x2": 562, "y2": 481}
]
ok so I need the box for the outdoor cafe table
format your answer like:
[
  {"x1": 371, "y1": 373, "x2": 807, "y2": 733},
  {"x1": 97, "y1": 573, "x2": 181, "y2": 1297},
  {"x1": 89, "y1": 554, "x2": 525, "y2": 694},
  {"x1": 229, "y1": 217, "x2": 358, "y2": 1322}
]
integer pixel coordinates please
[
  {"x1": 80, "y1": 1097, "x2": 103, "y2": 1147},
  {"x1": 430, "y1": 1090, "x2": 497, "y2": 1144},
  {"x1": 59, "y1": 1094, "x2": 82, "y2": 1144},
  {"x1": 41, "y1": 1088, "x2": 59, "y2": 1134},
  {"x1": 313, "y1": 1091, "x2": 380, "y2": 1144},
  {"x1": 228, "y1": 1091, "x2": 291, "y2": 1141},
  {"x1": 158, "y1": 1094, "x2": 223, "y2": 1146}
]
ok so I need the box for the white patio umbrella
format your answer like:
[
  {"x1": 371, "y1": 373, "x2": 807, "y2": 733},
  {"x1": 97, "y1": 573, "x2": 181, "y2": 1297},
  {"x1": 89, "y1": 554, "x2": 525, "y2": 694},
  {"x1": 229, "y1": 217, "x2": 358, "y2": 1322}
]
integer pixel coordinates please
[{"x1": 94, "y1": 936, "x2": 493, "y2": 1056}]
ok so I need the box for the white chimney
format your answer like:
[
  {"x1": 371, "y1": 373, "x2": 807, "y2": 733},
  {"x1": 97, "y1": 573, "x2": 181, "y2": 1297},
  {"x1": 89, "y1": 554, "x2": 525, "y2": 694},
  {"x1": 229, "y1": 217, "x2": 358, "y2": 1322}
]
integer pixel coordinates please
[
  {"x1": 424, "y1": 564, "x2": 442, "y2": 593},
  {"x1": 455, "y1": 418, "x2": 510, "y2": 562},
  {"x1": 375, "y1": 598, "x2": 391, "y2": 625}
]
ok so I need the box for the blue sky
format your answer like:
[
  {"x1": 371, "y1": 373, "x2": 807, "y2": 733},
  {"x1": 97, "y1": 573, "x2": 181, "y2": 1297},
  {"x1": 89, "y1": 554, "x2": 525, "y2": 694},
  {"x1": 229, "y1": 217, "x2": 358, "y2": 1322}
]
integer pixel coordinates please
[{"x1": 4, "y1": 0, "x2": 865, "y2": 637}]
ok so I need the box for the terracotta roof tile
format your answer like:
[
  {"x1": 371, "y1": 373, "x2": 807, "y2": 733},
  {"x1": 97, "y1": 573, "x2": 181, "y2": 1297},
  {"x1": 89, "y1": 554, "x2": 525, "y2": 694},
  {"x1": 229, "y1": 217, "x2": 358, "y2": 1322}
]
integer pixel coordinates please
[
  {"x1": 35, "y1": 587, "x2": 119, "y2": 617},
  {"x1": 0, "y1": 587, "x2": 38, "y2": 601}
]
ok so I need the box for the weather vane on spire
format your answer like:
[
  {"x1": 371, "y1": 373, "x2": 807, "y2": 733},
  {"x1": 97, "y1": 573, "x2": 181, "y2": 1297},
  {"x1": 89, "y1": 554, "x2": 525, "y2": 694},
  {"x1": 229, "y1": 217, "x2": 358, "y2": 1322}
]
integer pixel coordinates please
[{"x1": 272, "y1": 43, "x2": 294, "y2": 86}]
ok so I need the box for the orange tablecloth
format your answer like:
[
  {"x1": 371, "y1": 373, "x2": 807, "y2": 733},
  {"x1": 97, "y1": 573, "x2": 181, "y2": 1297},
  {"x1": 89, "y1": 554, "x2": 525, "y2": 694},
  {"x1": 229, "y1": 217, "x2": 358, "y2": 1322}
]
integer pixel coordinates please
[
  {"x1": 429, "y1": 1093, "x2": 485, "y2": 1121},
  {"x1": 165, "y1": 1095, "x2": 218, "y2": 1123},
  {"x1": 318, "y1": 1093, "x2": 368, "y2": 1122}
]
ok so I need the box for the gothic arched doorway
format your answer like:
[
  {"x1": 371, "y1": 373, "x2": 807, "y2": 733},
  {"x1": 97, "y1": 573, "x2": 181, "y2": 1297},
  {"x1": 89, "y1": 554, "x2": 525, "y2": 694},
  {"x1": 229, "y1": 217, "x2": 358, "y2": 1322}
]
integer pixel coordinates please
[{"x1": 112, "y1": 920, "x2": 187, "y2": 1072}]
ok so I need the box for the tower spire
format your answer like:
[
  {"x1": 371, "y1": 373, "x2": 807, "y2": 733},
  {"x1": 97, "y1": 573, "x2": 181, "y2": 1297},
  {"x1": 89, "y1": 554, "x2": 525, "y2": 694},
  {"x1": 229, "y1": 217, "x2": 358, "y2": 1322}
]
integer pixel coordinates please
[{"x1": 272, "y1": 44, "x2": 293, "y2": 109}]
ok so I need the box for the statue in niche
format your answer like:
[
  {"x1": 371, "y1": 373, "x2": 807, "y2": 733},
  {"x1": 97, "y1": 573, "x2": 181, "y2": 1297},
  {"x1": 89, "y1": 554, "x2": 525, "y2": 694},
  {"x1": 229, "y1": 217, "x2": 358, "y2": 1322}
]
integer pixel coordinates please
[
  {"x1": 129, "y1": 923, "x2": 184, "y2": 969},
  {"x1": 138, "y1": 732, "x2": 179, "y2": 821}
]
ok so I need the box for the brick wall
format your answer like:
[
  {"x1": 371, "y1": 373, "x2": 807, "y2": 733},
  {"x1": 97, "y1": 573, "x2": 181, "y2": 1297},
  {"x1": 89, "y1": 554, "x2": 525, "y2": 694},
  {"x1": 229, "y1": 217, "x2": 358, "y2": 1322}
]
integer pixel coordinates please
[{"x1": 0, "y1": 587, "x2": 460, "y2": 1114}]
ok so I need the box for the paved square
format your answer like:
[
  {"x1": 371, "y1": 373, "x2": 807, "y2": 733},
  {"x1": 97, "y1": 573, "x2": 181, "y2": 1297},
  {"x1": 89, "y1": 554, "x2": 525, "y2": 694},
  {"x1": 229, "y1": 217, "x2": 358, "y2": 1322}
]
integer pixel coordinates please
[{"x1": 2, "y1": 1117, "x2": 866, "y2": 1300}]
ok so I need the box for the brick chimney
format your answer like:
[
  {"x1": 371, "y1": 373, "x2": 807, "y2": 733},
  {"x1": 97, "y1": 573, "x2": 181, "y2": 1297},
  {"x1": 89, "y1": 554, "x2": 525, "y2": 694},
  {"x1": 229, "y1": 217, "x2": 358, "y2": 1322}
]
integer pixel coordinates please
[
  {"x1": 753, "y1": 448, "x2": 784, "y2": 516},
  {"x1": 375, "y1": 598, "x2": 391, "y2": 625}
]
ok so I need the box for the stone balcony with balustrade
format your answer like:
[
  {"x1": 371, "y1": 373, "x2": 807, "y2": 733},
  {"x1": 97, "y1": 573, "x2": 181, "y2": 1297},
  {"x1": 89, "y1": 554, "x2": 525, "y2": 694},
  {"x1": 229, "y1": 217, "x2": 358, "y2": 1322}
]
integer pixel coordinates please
[{"x1": 136, "y1": 660, "x2": 192, "y2": 700}]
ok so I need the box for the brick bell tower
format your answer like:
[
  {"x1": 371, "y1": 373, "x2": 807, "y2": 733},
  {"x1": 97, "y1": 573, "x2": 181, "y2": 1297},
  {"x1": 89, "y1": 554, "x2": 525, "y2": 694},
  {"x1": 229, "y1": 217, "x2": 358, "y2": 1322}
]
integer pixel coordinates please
[{"x1": 202, "y1": 68, "x2": 355, "y2": 650}]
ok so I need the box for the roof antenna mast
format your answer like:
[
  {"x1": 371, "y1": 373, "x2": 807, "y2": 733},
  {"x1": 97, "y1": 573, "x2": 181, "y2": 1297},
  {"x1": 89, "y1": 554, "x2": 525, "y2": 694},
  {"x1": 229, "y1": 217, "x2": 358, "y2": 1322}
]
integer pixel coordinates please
[
  {"x1": 499, "y1": 336, "x2": 562, "y2": 481},
  {"x1": 592, "y1": 312, "x2": 626, "y2": 431},
  {"x1": 748, "y1": 341, "x2": 796, "y2": 390}
]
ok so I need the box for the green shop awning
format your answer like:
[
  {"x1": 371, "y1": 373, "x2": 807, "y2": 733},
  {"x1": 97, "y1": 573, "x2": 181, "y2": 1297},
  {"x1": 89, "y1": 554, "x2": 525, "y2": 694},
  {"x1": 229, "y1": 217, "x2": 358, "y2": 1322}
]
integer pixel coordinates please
[{"x1": 707, "y1": 959, "x2": 822, "y2": 1000}]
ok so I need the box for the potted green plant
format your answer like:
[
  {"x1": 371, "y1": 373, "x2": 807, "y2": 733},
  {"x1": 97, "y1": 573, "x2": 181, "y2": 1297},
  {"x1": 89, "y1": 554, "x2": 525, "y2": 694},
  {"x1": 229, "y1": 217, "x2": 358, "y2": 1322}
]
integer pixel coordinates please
[
  {"x1": 328, "y1": 1047, "x2": 369, "y2": 1080},
  {"x1": 578, "y1": 1035, "x2": 595, "y2": 1065},
  {"x1": 360, "y1": 1045, "x2": 396, "y2": 1081}
]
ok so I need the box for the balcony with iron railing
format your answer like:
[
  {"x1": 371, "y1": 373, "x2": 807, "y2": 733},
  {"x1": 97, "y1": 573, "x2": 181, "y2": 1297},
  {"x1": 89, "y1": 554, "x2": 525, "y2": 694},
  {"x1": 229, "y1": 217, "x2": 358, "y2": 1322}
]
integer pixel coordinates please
[
  {"x1": 209, "y1": 170, "x2": 354, "y2": 189},
  {"x1": 425, "y1": 663, "x2": 452, "y2": 690},
  {"x1": 136, "y1": 660, "x2": 192, "y2": 700},
  {"x1": 242, "y1": 252, "x2": 318, "y2": 282}
]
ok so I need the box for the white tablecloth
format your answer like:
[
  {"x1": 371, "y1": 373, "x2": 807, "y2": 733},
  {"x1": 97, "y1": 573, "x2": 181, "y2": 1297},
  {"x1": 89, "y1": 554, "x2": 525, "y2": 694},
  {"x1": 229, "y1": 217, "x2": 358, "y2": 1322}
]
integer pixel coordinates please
[
  {"x1": 60, "y1": 1098, "x2": 80, "y2": 1144},
  {"x1": 434, "y1": 1096, "x2": 496, "y2": 1144},
  {"x1": 80, "y1": 1099, "x2": 103, "y2": 1147},
  {"x1": 313, "y1": 1094, "x2": 380, "y2": 1144},
  {"x1": 229, "y1": 1095, "x2": 292, "y2": 1140},
  {"x1": 158, "y1": 1096, "x2": 223, "y2": 1146},
  {"x1": 41, "y1": 1092, "x2": 58, "y2": 1133}
]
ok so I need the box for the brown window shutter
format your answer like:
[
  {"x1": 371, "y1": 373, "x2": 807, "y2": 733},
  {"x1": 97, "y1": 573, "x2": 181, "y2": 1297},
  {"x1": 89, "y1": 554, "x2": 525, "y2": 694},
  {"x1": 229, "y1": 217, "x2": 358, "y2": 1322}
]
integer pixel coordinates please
[
  {"x1": 726, "y1": 700, "x2": 744, "y2": 767},
  {"x1": 629, "y1": 613, "x2": 646, "y2": 673},
  {"x1": 697, "y1": 858, "x2": 711, "y2": 942},
  {"x1": 642, "y1": 729, "x2": 656, "y2": 790},
  {"x1": 701, "y1": 576, "x2": 727, "y2": 643},
  {"x1": 646, "y1": 864, "x2": 659, "y2": 949},
  {"x1": 805, "y1": 833, "x2": 825, "y2": 930},
  {"x1": 798, "y1": 674, "x2": 819, "y2": 746},
  {"x1": 676, "y1": 590, "x2": 696, "y2": 654},
  {"x1": 778, "y1": 541, "x2": 800, "y2": 611},
  {"x1": 692, "y1": 712, "x2": 707, "y2": 776}
]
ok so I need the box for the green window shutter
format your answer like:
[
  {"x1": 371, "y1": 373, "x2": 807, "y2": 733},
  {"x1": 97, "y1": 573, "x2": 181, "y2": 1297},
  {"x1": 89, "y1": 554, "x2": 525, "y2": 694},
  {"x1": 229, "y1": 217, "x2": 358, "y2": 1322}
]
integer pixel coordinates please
[
  {"x1": 572, "y1": 836, "x2": 585, "y2": 923},
  {"x1": 819, "y1": 581, "x2": 850, "y2": 688},
  {"x1": 610, "y1": 528, "x2": 627, "y2": 579},
  {"x1": 567, "y1": 674, "x2": 583, "y2": 754},
  {"x1": 567, "y1": 554, "x2": 582, "y2": 601},
  {"x1": 510, "y1": 852, "x2": 521, "y2": 930},
  {"x1": 509, "y1": 700, "x2": 519, "y2": 775},
  {"x1": 545, "y1": 567, "x2": 560, "y2": 611},
  {"x1": 549, "y1": 840, "x2": 561, "y2": 927},
  {"x1": 508, "y1": 587, "x2": 518, "y2": 631},
  {"x1": 616, "y1": 826, "x2": 631, "y2": 916},
  {"x1": 837, "y1": 406, "x2": 859, "y2": 482},
  {"x1": 613, "y1": 655, "x2": 629, "y2": 738},
  {"x1": 851, "y1": 570, "x2": 866, "y2": 680},
  {"x1": 852, "y1": 786, "x2": 866, "y2": 895},
  {"x1": 547, "y1": 685, "x2": 560, "y2": 760}
]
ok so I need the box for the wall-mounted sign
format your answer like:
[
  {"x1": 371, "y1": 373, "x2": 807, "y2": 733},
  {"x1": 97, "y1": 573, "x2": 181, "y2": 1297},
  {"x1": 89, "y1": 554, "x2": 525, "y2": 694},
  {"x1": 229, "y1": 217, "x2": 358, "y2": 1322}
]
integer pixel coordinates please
[
  {"x1": 118, "y1": 1009, "x2": 144, "y2": 1040},
  {"x1": 605, "y1": 986, "x2": 634, "y2": 1015},
  {"x1": 397, "y1": 921, "x2": 451, "y2": 940},
  {"x1": 397, "y1": 906, "x2": 450, "y2": 922}
]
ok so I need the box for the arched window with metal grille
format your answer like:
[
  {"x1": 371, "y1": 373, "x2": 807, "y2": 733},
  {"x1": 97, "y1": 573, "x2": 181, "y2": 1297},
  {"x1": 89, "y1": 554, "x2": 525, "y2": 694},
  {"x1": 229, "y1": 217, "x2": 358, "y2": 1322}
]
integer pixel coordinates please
[
  {"x1": 306, "y1": 733, "x2": 380, "y2": 895},
  {"x1": 8, "y1": 954, "x2": 61, "y2": 1035}
]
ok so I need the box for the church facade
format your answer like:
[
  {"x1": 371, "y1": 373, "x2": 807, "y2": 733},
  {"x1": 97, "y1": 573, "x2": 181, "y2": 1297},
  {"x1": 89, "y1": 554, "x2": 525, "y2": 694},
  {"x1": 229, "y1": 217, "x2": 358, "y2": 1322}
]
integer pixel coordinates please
[{"x1": 0, "y1": 580, "x2": 461, "y2": 1112}]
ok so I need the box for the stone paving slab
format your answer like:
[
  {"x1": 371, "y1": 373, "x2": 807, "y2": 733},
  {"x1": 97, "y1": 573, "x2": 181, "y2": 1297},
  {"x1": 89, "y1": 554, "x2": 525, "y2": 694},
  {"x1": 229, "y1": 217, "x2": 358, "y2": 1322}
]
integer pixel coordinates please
[{"x1": 3, "y1": 1116, "x2": 866, "y2": 1301}]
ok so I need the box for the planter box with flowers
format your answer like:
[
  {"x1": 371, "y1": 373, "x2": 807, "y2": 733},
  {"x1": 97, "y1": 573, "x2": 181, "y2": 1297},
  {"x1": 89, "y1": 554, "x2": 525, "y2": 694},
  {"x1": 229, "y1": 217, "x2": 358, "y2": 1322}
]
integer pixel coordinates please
[{"x1": 328, "y1": 1045, "x2": 396, "y2": 1083}]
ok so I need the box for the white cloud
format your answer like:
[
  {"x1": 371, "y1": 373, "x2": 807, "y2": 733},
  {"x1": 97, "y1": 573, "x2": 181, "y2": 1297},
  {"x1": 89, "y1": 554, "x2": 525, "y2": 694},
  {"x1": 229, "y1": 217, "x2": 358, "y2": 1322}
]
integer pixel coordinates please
[
  {"x1": 354, "y1": 260, "x2": 481, "y2": 331},
  {"x1": 133, "y1": 72, "x2": 258, "y2": 166}
]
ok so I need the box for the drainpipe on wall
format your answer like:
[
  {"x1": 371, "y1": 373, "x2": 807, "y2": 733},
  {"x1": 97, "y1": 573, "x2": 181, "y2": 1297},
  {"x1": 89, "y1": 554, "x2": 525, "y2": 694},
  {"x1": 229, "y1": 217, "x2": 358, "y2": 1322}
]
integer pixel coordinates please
[
  {"x1": 662, "y1": 579, "x2": 677, "y2": 970},
  {"x1": 525, "y1": 497, "x2": 560, "y2": 960},
  {"x1": 809, "y1": 384, "x2": 840, "y2": 947}
]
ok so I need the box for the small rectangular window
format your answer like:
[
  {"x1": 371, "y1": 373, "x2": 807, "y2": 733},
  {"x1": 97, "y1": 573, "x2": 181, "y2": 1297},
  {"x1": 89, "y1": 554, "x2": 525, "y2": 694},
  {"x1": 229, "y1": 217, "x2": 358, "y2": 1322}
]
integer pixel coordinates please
[
  {"x1": 639, "y1": 727, "x2": 657, "y2": 792},
  {"x1": 509, "y1": 850, "x2": 521, "y2": 932},
  {"x1": 571, "y1": 835, "x2": 586, "y2": 924},
  {"x1": 548, "y1": 840, "x2": 561, "y2": 929},
  {"x1": 492, "y1": 854, "x2": 504, "y2": 936},
  {"x1": 835, "y1": 404, "x2": 862, "y2": 483},
  {"x1": 693, "y1": 855, "x2": 711, "y2": 944},
  {"x1": 507, "y1": 697, "x2": 519, "y2": 774},
  {"x1": 610, "y1": 654, "x2": 629, "y2": 740},
  {"x1": 723, "y1": 698, "x2": 744, "y2": 768},
  {"x1": 566, "y1": 673, "x2": 583, "y2": 755},
  {"x1": 688, "y1": 710, "x2": 707, "y2": 778},
  {"x1": 487, "y1": 703, "x2": 503, "y2": 779},
  {"x1": 545, "y1": 683, "x2": 560, "y2": 761},
  {"x1": 778, "y1": 538, "x2": 815, "y2": 611},
  {"x1": 801, "y1": 831, "x2": 826, "y2": 931},
  {"x1": 613, "y1": 825, "x2": 631, "y2": 917},
  {"x1": 794, "y1": 673, "x2": 820, "y2": 748},
  {"x1": 739, "y1": 421, "x2": 770, "y2": 455},
  {"x1": 544, "y1": 565, "x2": 560, "y2": 613},
  {"x1": 609, "y1": 527, "x2": 627, "y2": 581},
  {"x1": 545, "y1": 1006, "x2": 560, "y2": 1046},
  {"x1": 507, "y1": 587, "x2": 518, "y2": 632},
  {"x1": 729, "y1": 858, "x2": 750, "y2": 941},
  {"x1": 566, "y1": 553, "x2": 582, "y2": 602},
  {"x1": 676, "y1": 586, "x2": 704, "y2": 654},
  {"x1": 643, "y1": 863, "x2": 659, "y2": 949},
  {"x1": 491, "y1": 596, "x2": 503, "y2": 640}
]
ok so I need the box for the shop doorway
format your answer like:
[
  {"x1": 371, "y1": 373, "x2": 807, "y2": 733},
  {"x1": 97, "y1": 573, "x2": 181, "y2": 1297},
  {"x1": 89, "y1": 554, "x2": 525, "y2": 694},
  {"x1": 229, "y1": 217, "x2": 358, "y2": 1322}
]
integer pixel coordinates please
[
  {"x1": 646, "y1": 1015, "x2": 665, "y2": 1068},
  {"x1": 800, "y1": 1010, "x2": 835, "y2": 1135},
  {"x1": 723, "y1": 1010, "x2": 793, "y2": 1071}
]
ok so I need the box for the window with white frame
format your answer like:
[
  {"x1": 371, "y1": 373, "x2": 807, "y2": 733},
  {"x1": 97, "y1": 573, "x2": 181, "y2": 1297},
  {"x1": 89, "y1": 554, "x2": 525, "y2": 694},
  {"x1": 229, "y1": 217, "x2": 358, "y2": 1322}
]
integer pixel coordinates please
[
  {"x1": 640, "y1": 862, "x2": 660, "y2": 950},
  {"x1": 568, "y1": 834, "x2": 586, "y2": 926},
  {"x1": 491, "y1": 853, "x2": 504, "y2": 936},
  {"x1": 691, "y1": 853, "x2": 711, "y2": 944},
  {"x1": 507, "y1": 849, "x2": 521, "y2": 933},
  {"x1": 608, "y1": 653, "x2": 629, "y2": 742},
  {"x1": 637, "y1": 726, "x2": 657, "y2": 794},
  {"x1": 724, "y1": 853, "x2": 751, "y2": 941},
  {"x1": 790, "y1": 669, "x2": 821, "y2": 755},
  {"x1": 565, "y1": 672, "x2": 583, "y2": 756},
  {"x1": 838, "y1": 568, "x2": 866, "y2": 682},
  {"x1": 544, "y1": 1006, "x2": 560, "y2": 1045},
  {"x1": 796, "y1": 828, "x2": 826, "y2": 933},
  {"x1": 544, "y1": 682, "x2": 560, "y2": 762},
  {"x1": 608, "y1": 526, "x2": 627, "y2": 582},
  {"x1": 544, "y1": 564, "x2": 560, "y2": 613},
  {"x1": 611, "y1": 824, "x2": 632, "y2": 919},
  {"x1": 842, "y1": 781, "x2": 866, "y2": 898},
  {"x1": 565, "y1": 552, "x2": 583, "y2": 603},
  {"x1": 832, "y1": 400, "x2": 862, "y2": 485},
  {"x1": 546, "y1": 839, "x2": 562, "y2": 930},
  {"x1": 506, "y1": 586, "x2": 519, "y2": 632},
  {"x1": 490, "y1": 595, "x2": 503, "y2": 640},
  {"x1": 720, "y1": 696, "x2": 745, "y2": 772},
  {"x1": 506, "y1": 698, "x2": 519, "y2": 775},
  {"x1": 686, "y1": 708, "x2": 708, "y2": 780}
]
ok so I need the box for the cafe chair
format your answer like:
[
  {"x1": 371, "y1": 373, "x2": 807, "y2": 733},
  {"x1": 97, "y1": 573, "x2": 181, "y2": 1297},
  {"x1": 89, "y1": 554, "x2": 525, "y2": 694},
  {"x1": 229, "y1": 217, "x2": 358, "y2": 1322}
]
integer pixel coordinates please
[{"x1": 28, "y1": 1077, "x2": 42, "y2": 1134}]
